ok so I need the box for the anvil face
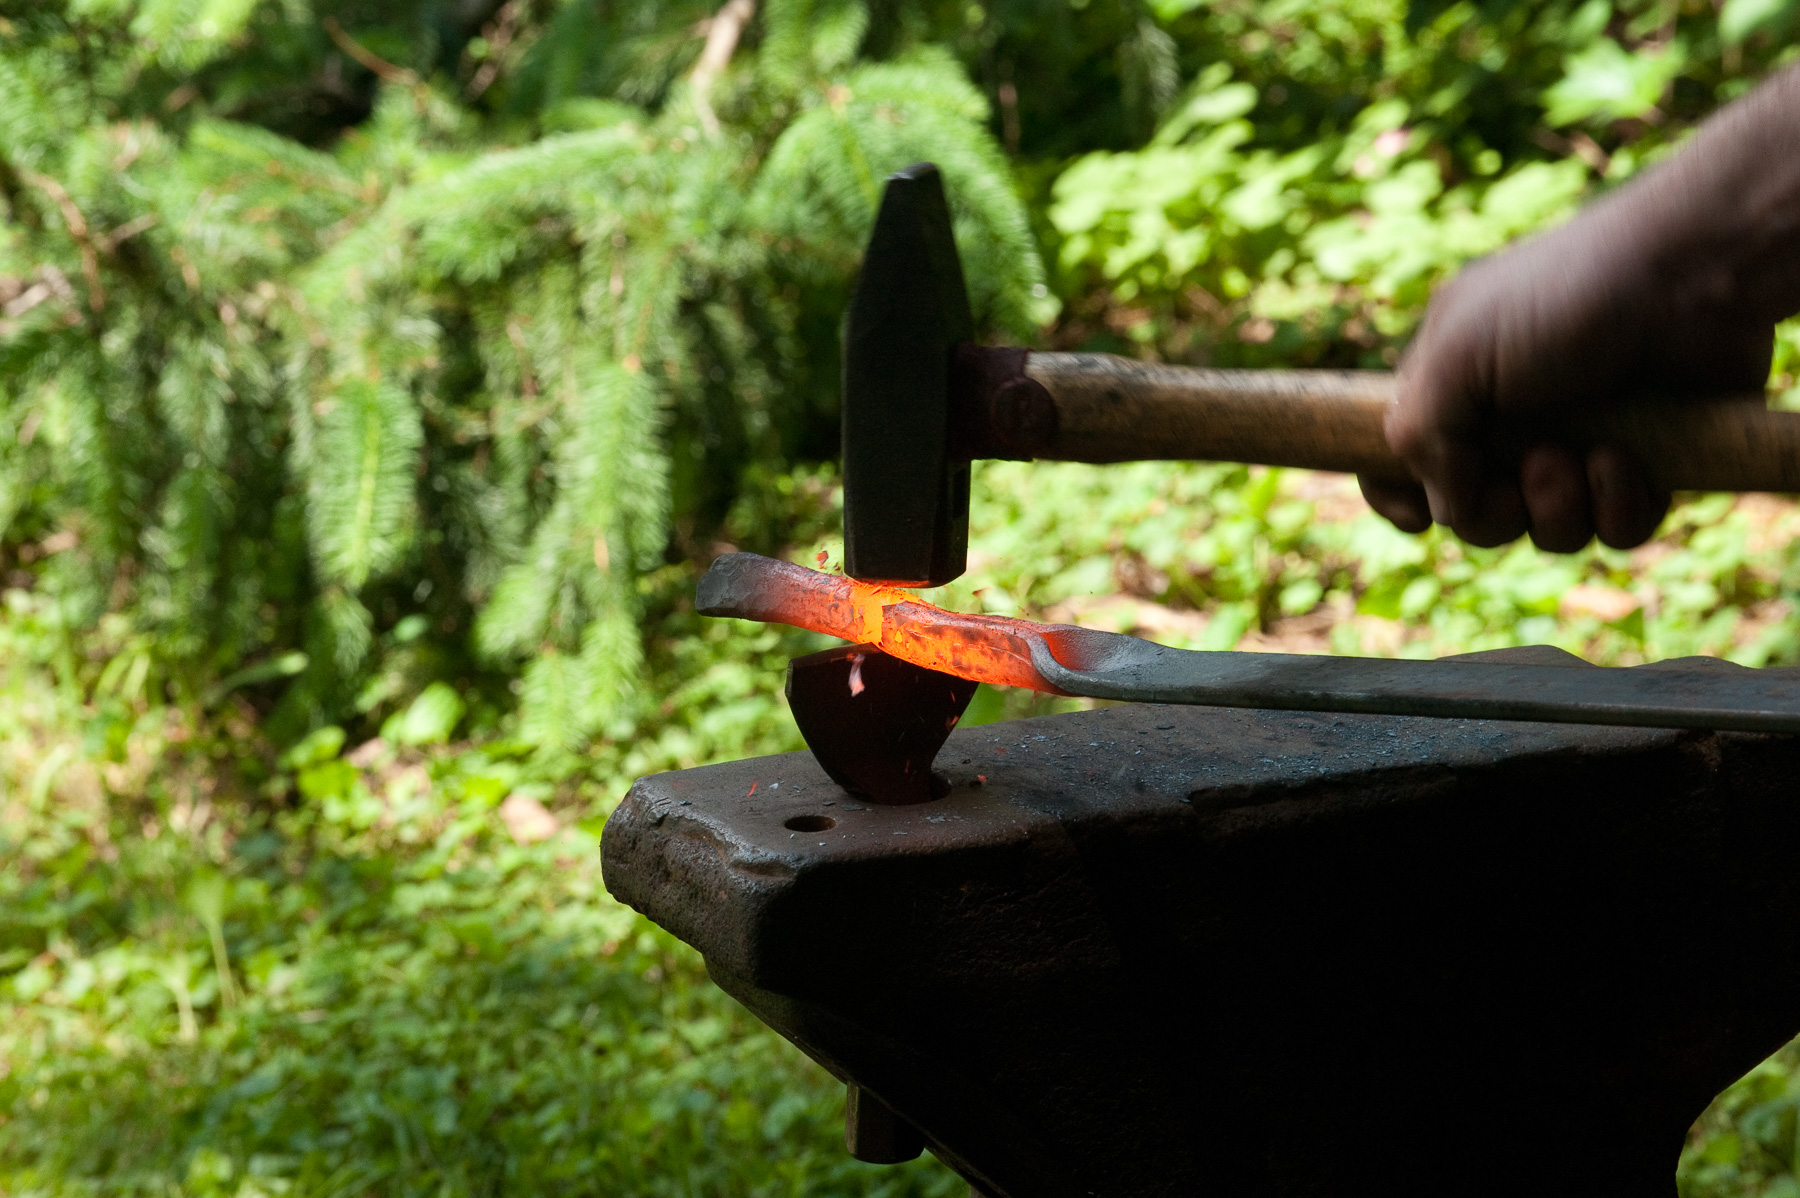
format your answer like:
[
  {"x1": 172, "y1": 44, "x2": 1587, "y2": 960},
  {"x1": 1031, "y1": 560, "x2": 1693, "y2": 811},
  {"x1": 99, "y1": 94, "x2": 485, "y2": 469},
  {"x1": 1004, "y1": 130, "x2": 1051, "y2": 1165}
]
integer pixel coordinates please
[{"x1": 603, "y1": 682, "x2": 1800, "y2": 1198}]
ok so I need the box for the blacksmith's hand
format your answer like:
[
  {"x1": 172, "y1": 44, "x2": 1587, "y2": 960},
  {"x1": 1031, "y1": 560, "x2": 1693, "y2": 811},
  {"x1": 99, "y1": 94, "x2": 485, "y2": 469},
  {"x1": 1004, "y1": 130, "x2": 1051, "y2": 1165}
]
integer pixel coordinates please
[{"x1": 1360, "y1": 63, "x2": 1800, "y2": 551}]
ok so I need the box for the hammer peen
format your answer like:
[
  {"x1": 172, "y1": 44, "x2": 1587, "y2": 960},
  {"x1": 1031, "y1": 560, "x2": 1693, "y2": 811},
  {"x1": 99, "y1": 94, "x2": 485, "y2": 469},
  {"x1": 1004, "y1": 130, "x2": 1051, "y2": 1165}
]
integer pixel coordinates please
[{"x1": 845, "y1": 162, "x2": 1800, "y2": 586}]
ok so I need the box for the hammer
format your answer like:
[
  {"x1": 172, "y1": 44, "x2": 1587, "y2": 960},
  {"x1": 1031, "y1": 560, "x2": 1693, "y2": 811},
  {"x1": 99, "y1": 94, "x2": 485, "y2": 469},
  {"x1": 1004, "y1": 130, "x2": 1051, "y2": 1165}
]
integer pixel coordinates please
[{"x1": 845, "y1": 162, "x2": 1800, "y2": 587}]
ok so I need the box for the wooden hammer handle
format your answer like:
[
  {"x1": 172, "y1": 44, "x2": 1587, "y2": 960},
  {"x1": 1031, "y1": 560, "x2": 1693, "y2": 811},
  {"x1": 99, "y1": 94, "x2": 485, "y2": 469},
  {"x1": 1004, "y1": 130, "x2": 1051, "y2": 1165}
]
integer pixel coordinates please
[{"x1": 1024, "y1": 352, "x2": 1800, "y2": 493}]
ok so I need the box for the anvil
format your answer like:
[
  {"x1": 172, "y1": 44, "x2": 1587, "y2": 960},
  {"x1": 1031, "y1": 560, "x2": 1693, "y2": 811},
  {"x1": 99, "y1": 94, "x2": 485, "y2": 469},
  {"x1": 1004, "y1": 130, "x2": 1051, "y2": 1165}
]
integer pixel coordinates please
[{"x1": 602, "y1": 649, "x2": 1800, "y2": 1198}]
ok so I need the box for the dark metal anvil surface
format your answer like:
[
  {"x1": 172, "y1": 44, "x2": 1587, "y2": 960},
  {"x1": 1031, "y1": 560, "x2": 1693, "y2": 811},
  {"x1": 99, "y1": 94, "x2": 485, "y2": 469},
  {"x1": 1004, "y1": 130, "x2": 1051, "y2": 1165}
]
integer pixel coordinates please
[{"x1": 602, "y1": 653, "x2": 1800, "y2": 1198}]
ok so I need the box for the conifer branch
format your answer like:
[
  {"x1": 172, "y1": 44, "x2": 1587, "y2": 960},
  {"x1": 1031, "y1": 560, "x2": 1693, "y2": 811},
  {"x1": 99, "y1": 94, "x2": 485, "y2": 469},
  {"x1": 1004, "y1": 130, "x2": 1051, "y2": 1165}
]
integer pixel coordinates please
[
  {"x1": 322, "y1": 18, "x2": 420, "y2": 88},
  {"x1": 691, "y1": 0, "x2": 757, "y2": 137},
  {"x1": 100, "y1": 213, "x2": 159, "y2": 252},
  {"x1": 0, "y1": 2, "x2": 1042, "y2": 754},
  {"x1": 505, "y1": 317, "x2": 539, "y2": 398},
  {"x1": 465, "y1": 1, "x2": 523, "y2": 101},
  {"x1": 18, "y1": 168, "x2": 104, "y2": 312},
  {"x1": 1, "y1": 265, "x2": 72, "y2": 323}
]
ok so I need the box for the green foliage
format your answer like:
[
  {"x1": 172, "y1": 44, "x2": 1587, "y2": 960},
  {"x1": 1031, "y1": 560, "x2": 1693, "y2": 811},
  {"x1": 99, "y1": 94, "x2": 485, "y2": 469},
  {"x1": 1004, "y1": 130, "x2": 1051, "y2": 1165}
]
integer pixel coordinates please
[
  {"x1": 949, "y1": 461, "x2": 1800, "y2": 674},
  {"x1": 1046, "y1": 0, "x2": 1800, "y2": 365},
  {"x1": 385, "y1": 680, "x2": 466, "y2": 744},
  {"x1": 0, "y1": 0, "x2": 1044, "y2": 754},
  {"x1": 0, "y1": 577, "x2": 967, "y2": 1196},
  {"x1": 1049, "y1": 76, "x2": 1592, "y2": 360},
  {"x1": 1684, "y1": 1041, "x2": 1800, "y2": 1197},
  {"x1": 1720, "y1": 0, "x2": 1800, "y2": 44},
  {"x1": 9, "y1": 0, "x2": 1800, "y2": 1194},
  {"x1": 1544, "y1": 36, "x2": 1690, "y2": 126},
  {"x1": 307, "y1": 377, "x2": 423, "y2": 590}
]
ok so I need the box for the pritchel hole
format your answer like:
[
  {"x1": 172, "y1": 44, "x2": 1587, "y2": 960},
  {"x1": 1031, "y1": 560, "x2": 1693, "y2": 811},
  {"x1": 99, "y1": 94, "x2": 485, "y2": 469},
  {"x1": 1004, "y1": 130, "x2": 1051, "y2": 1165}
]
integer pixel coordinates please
[{"x1": 784, "y1": 814, "x2": 836, "y2": 832}]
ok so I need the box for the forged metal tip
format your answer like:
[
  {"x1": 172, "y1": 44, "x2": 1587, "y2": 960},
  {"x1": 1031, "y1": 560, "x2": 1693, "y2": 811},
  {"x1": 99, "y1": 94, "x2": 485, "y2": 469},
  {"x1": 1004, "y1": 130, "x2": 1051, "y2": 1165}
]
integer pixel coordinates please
[{"x1": 695, "y1": 552, "x2": 755, "y2": 617}]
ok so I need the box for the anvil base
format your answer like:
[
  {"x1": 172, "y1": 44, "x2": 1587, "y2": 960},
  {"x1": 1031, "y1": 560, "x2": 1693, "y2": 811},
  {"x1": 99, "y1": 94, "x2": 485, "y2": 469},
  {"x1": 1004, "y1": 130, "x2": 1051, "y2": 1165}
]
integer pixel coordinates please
[{"x1": 602, "y1": 653, "x2": 1800, "y2": 1198}]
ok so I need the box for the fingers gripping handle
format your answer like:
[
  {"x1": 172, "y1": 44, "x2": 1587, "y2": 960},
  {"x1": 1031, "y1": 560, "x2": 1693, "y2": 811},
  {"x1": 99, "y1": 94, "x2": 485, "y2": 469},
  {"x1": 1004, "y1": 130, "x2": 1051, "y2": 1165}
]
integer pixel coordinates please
[
  {"x1": 1007, "y1": 352, "x2": 1800, "y2": 494},
  {"x1": 1549, "y1": 400, "x2": 1800, "y2": 493}
]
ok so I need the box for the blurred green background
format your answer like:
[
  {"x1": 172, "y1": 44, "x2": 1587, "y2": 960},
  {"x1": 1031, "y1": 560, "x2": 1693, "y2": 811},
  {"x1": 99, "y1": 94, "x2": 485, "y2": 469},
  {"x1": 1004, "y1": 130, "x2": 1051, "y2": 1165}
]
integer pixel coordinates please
[{"x1": 4, "y1": 0, "x2": 1800, "y2": 1192}]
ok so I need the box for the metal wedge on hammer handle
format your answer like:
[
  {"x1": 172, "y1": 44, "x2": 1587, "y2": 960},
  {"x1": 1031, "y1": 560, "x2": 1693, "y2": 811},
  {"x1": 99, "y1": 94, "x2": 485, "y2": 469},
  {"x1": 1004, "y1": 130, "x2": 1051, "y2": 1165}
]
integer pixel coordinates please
[{"x1": 1003, "y1": 352, "x2": 1800, "y2": 493}]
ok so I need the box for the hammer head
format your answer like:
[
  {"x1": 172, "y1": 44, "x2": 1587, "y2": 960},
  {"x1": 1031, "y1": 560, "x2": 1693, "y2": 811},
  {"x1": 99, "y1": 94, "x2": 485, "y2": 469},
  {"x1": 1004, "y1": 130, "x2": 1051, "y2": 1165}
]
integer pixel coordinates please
[{"x1": 842, "y1": 163, "x2": 973, "y2": 587}]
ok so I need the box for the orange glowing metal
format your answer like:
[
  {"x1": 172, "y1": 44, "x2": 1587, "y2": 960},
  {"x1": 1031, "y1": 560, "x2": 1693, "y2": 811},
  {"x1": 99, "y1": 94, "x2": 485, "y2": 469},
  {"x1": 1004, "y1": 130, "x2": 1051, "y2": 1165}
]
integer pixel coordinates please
[
  {"x1": 699, "y1": 553, "x2": 1800, "y2": 738},
  {"x1": 696, "y1": 553, "x2": 1073, "y2": 694}
]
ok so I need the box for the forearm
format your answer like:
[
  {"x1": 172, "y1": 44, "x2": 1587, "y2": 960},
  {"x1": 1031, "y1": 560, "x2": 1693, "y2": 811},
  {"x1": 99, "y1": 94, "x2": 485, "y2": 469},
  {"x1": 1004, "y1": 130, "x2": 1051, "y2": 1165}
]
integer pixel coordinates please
[{"x1": 1612, "y1": 62, "x2": 1800, "y2": 326}]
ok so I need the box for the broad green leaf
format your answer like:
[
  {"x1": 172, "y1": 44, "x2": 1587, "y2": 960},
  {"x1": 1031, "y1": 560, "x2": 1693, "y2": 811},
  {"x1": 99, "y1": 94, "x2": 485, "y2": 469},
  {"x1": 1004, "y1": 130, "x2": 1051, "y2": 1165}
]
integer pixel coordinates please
[
  {"x1": 1543, "y1": 38, "x2": 1687, "y2": 126},
  {"x1": 387, "y1": 682, "x2": 466, "y2": 746},
  {"x1": 1720, "y1": 0, "x2": 1800, "y2": 41}
]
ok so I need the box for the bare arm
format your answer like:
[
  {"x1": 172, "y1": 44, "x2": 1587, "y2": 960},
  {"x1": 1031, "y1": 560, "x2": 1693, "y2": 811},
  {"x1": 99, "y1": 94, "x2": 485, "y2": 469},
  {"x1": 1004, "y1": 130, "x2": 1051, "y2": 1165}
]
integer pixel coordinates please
[{"x1": 1364, "y1": 63, "x2": 1800, "y2": 550}]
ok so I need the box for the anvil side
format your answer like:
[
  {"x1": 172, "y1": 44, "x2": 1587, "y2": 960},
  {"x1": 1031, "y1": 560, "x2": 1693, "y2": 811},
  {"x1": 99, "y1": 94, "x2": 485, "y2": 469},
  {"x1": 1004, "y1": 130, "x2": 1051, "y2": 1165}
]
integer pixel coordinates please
[{"x1": 602, "y1": 674, "x2": 1800, "y2": 1197}]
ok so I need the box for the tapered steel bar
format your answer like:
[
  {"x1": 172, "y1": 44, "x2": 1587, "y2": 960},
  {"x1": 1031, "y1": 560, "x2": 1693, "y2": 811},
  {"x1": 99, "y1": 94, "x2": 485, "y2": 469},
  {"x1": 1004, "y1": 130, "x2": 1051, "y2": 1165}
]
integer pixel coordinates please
[{"x1": 698, "y1": 551, "x2": 1800, "y2": 734}]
